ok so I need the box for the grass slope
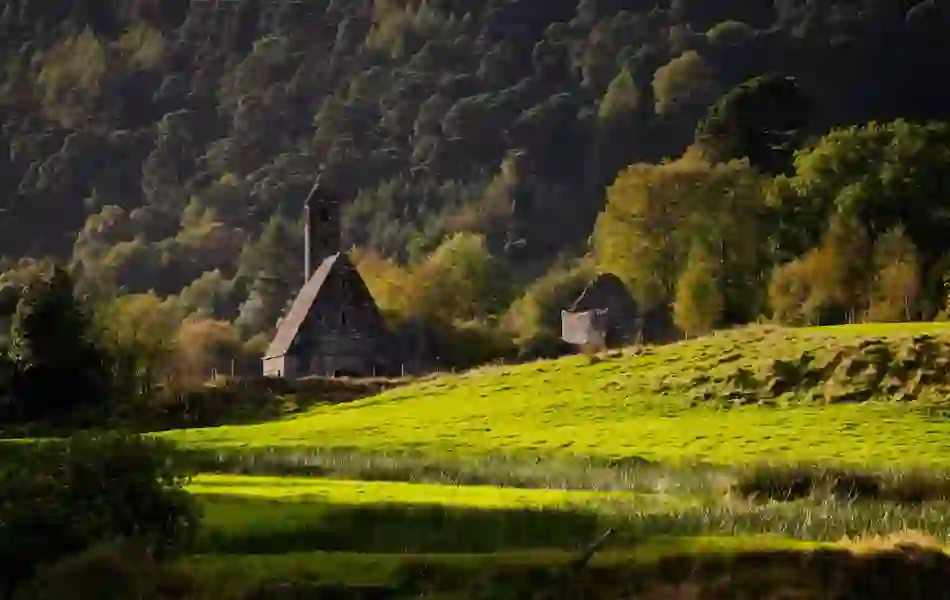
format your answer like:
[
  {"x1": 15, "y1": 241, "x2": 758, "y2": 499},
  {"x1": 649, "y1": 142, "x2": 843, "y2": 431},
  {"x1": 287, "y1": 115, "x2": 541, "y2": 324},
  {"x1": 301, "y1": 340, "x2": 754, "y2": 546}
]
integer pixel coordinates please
[{"x1": 166, "y1": 324, "x2": 950, "y2": 469}]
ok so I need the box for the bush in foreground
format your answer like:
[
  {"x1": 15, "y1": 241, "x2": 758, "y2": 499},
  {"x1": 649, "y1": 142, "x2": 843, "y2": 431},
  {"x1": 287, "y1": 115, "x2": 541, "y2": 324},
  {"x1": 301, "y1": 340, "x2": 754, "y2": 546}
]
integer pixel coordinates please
[
  {"x1": 0, "y1": 432, "x2": 200, "y2": 598},
  {"x1": 14, "y1": 541, "x2": 194, "y2": 600}
]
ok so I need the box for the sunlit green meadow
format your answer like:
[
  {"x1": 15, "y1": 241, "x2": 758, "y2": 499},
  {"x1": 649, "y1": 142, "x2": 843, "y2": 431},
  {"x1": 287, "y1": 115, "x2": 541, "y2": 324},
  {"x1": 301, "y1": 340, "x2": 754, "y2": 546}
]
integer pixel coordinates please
[
  {"x1": 189, "y1": 474, "x2": 950, "y2": 557},
  {"x1": 165, "y1": 324, "x2": 950, "y2": 469},
  {"x1": 55, "y1": 323, "x2": 950, "y2": 595},
  {"x1": 188, "y1": 474, "x2": 682, "y2": 508}
]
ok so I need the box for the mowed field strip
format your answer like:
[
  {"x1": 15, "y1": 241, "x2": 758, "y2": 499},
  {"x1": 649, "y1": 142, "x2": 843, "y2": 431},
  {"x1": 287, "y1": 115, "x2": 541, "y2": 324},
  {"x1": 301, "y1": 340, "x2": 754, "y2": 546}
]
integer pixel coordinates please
[{"x1": 165, "y1": 323, "x2": 950, "y2": 469}]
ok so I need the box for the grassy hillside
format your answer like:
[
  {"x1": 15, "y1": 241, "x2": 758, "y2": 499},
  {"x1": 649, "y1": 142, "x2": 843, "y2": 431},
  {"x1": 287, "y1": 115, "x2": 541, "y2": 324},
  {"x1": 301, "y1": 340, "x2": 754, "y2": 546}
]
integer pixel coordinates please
[
  {"x1": 17, "y1": 324, "x2": 950, "y2": 599},
  {"x1": 166, "y1": 324, "x2": 950, "y2": 469}
]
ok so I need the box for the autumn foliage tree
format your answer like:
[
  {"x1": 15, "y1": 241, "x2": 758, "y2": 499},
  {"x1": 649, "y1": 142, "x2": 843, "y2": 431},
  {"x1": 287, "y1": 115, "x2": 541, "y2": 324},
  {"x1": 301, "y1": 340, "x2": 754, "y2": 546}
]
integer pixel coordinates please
[
  {"x1": 351, "y1": 248, "x2": 416, "y2": 324},
  {"x1": 504, "y1": 259, "x2": 594, "y2": 356},
  {"x1": 592, "y1": 153, "x2": 767, "y2": 322},
  {"x1": 97, "y1": 292, "x2": 182, "y2": 403},
  {"x1": 171, "y1": 317, "x2": 242, "y2": 389},
  {"x1": 673, "y1": 248, "x2": 724, "y2": 337},
  {"x1": 767, "y1": 256, "x2": 817, "y2": 326},
  {"x1": 768, "y1": 216, "x2": 870, "y2": 325},
  {"x1": 652, "y1": 50, "x2": 718, "y2": 117},
  {"x1": 407, "y1": 232, "x2": 503, "y2": 326},
  {"x1": 767, "y1": 120, "x2": 950, "y2": 322},
  {"x1": 769, "y1": 121, "x2": 950, "y2": 283},
  {"x1": 865, "y1": 227, "x2": 921, "y2": 322}
]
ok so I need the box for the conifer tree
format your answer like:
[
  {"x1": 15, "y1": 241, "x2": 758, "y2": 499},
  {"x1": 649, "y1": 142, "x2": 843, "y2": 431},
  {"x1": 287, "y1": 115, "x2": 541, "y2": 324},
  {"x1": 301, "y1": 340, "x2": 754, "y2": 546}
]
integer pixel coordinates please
[{"x1": 7, "y1": 265, "x2": 110, "y2": 421}]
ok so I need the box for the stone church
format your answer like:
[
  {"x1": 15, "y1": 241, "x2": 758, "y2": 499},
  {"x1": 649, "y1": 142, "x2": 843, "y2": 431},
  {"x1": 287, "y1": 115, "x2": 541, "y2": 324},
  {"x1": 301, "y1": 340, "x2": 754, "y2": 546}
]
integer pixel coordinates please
[{"x1": 262, "y1": 179, "x2": 399, "y2": 379}]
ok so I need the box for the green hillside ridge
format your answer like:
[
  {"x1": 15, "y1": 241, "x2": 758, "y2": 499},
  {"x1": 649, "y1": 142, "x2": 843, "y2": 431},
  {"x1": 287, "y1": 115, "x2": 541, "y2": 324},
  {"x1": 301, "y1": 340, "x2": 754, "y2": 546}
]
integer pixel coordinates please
[{"x1": 165, "y1": 323, "x2": 950, "y2": 469}]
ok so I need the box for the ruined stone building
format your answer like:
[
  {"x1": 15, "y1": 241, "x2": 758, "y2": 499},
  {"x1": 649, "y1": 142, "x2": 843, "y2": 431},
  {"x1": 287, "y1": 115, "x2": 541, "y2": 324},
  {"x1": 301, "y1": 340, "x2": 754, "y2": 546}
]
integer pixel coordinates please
[
  {"x1": 262, "y1": 180, "x2": 399, "y2": 379},
  {"x1": 560, "y1": 273, "x2": 678, "y2": 351},
  {"x1": 561, "y1": 273, "x2": 641, "y2": 350}
]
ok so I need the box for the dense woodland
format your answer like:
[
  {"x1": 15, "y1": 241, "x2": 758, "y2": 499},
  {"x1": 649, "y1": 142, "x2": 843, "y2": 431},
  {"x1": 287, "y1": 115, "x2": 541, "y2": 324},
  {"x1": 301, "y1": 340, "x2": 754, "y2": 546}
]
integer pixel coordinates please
[{"x1": 1, "y1": 0, "x2": 950, "y2": 391}]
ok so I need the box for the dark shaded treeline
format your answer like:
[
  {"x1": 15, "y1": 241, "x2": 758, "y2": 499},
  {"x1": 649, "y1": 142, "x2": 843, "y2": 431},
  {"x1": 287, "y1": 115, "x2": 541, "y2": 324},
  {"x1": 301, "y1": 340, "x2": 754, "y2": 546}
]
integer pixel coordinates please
[{"x1": 0, "y1": 0, "x2": 949, "y2": 345}]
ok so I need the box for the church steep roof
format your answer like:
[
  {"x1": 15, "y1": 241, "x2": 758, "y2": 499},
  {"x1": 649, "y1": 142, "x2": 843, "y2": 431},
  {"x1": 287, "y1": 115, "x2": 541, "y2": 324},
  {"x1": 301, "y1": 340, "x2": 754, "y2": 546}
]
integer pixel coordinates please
[
  {"x1": 569, "y1": 273, "x2": 636, "y2": 314},
  {"x1": 264, "y1": 252, "x2": 342, "y2": 360}
]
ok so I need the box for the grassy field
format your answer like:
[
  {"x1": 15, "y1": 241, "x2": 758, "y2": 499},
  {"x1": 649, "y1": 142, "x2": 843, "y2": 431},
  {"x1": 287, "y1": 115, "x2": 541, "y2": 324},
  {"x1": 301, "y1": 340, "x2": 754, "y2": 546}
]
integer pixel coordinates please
[
  {"x1": 188, "y1": 474, "x2": 675, "y2": 508},
  {"x1": 188, "y1": 474, "x2": 950, "y2": 555},
  {"x1": 165, "y1": 323, "x2": 950, "y2": 470},
  {"x1": 181, "y1": 472, "x2": 950, "y2": 598},
  {"x1": 25, "y1": 323, "x2": 950, "y2": 598}
]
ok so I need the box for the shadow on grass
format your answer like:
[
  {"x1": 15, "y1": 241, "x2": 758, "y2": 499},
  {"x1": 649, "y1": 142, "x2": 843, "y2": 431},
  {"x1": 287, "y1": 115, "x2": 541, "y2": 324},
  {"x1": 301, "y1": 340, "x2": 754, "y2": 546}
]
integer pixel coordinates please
[
  {"x1": 733, "y1": 464, "x2": 950, "y2": 503},
  {"x1": 185, "y1": 544, "x2": 950, "y2": 600},
  {"x1": 196, "y1": 496, "x2": 609, "y2": 554},
  {"x1": 195, "y1": 489, "x2": 950, "y2": 555},
  {"x1": 435, "y1": 546, "x2": 950, "y2": 600}
]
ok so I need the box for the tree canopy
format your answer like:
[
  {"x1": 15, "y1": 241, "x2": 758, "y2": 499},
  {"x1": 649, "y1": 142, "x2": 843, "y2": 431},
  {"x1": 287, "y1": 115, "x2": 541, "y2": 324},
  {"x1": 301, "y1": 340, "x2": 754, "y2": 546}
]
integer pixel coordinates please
[{"x1": 0, "y1": 0, "x2": 948, "y2": 373}]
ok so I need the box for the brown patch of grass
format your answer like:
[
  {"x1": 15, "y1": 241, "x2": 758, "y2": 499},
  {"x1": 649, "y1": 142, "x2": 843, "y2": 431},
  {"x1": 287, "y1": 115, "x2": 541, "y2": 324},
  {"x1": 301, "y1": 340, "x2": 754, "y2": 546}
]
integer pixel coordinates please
[{"x1": 837, "y1": 529, "x2": 946, "y2": 554}]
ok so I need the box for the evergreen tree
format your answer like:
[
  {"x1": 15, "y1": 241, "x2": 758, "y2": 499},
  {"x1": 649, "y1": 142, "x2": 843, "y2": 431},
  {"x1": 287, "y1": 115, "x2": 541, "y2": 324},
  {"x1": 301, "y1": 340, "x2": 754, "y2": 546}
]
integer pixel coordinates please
[{"x1": 7, "y1": 266, "x2": 110, "y2": 422}]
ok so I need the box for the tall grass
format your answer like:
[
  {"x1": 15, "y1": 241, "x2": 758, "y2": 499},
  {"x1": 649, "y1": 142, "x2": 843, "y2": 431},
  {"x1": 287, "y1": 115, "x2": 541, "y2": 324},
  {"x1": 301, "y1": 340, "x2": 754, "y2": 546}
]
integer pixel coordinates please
[
  {"x1": 180, "y1": 446, "x2": 950, "y2": 504},
  {"x1": 193, "y1": 485, "x2": 950, "y2": 556},
  {"x1": 178, "y1": 447, "x2": 731, "y2": 495}
]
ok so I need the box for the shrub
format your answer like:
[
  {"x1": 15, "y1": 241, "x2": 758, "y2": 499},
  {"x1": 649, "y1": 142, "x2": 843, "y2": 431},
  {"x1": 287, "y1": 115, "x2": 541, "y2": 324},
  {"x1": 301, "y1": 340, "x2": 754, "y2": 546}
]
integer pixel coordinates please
[
  {"x1": 441, "y1": 319, "x2": 518, "y2": 370},
  {"x1": 14, "y1": 541, "x2": 193, "y2": 600},
  {"x1": 0, "y1": 432, "x2": 200, "y2": 598}
]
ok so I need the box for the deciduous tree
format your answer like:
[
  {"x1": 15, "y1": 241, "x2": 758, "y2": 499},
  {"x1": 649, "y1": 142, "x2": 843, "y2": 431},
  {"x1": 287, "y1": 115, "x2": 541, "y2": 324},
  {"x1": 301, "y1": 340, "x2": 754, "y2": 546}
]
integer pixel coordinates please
[
  {"x1": 97, "y1": 292, "x2": 182, "y2": 403},
  {"x1": 652, "y1": 50, "x2": 717, "y2": 116},
  {"x1": 409, "y1": 232, "x2": 502, "y2": 325},
  {"x1": 673, "y1": 248, "x2": 723, "y2": 337},
  {"x1": 172, "y1": 317, "x2": 241, "y2": 388},
  {"x1": 866, "y1": 226, "x2": 921, "y2": 322},
  {"x1": 593, "y1": 154, "x2": 767, "y2": 320}
]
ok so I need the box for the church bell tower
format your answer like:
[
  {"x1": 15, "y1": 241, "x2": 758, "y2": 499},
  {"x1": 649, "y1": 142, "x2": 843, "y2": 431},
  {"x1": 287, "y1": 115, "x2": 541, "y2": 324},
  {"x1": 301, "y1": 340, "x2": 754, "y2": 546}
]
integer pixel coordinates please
[{"x1": 303, "y1": 175, "x2": 341, "y2": 284}]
